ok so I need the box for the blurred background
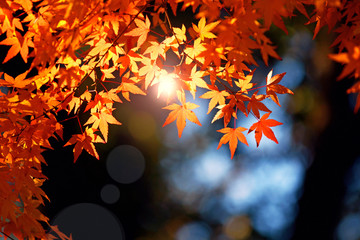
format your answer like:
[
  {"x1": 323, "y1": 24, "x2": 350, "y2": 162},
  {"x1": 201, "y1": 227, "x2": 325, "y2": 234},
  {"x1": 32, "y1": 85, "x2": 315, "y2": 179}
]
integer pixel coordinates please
[{"x1": 2, "y1": 5, "x2": 360, "y2": 240}]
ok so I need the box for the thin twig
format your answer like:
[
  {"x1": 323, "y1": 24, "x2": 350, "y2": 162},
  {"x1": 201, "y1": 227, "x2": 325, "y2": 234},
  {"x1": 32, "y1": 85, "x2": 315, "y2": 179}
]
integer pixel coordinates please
[{"x1": 0, "y1": 232, "x2": 16, "y2": 240}]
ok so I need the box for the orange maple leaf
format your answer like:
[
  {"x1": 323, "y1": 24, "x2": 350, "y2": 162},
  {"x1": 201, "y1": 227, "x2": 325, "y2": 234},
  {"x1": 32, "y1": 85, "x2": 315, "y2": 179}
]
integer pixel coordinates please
[
  {"x1": 0, "y1": 71, "x2": 31, "y2": 88},
  {"x1": 116, "y1": 74, "x2": 146, "y2": 101},
  {"x1": 48, "y1": 225, "x2": 73, "y2": 240},
  {"x1": 124, "y1": 16, "x2": 150, "y2": 47},
  {"x1": 162, "y1": 91, "x2": 201, "y2": 137},
  {"x1": 266, "y1": 70, "x2": 293, "y2": 106},
  {"x1": 248, "y1": 112, "x2": 282, "y2": 147},
  {"x1": 0, "y1": 34, "x2": 30, "y2": 63},
  {"x1": 261, "y1": 41, "x2": 282, "y2": 66},
  {"x1": 197, "y1": 43, "x2": 226, "y2": 68},
  {"x1": 0, "y1": 37, "x2": 21, "y2": 63},
  {"x1": 217, "y1": 127, "x2": 248, "y2": 159},
  {"x1": 346, "y1": 81, "x2": 360, "y2": 113},
  {"x1": 64, "y1": 128, "x2": 101, "y2": 162},
  {"x1": 328, "y1": 43, "x2": 360, "y2": 80},
  {"x1": 211, "y1": 94, "x2": 245, "y2": 127}
]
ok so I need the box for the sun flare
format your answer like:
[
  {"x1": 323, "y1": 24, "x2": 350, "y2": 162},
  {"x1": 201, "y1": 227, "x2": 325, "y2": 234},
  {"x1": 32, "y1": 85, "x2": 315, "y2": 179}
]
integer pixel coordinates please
[{"x1": 155, "y1": 72, "x2": 177, "y2": 99}]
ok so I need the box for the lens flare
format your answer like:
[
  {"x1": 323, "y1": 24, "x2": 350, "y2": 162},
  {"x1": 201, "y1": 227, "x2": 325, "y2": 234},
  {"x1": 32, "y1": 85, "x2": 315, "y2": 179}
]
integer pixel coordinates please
[{"x1": 154, "y1": 71, "x2": 177, "y2": 99}]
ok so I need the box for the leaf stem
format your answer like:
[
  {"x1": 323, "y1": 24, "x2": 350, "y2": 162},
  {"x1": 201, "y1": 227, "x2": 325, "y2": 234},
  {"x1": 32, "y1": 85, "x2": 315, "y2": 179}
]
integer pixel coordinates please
[{"x1": 76, "y1": 115, "x2": 84, "y2": 134}]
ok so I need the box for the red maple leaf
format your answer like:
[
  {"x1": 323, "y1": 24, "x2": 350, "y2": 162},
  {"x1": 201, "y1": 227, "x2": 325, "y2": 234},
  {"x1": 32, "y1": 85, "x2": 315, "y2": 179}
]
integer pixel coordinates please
[{"x1": 248, "y1": 112, "x2": 282, "y2": 147}]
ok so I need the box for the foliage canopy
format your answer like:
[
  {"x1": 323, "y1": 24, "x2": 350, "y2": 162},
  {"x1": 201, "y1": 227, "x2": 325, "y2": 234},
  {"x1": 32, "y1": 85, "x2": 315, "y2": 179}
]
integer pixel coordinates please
[{"x1": 0, "y1": 0, "x2": 359, "y2": 238}]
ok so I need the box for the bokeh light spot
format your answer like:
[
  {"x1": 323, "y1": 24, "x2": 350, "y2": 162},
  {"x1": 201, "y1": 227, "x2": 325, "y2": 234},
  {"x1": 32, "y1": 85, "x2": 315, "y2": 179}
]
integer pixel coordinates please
[
  {"x1": 128, "y1": 112, "x2": 156, "y2": 142},
  {"x1": 224, "y1": 215, "x2": 252, "y2": 240},
  {"x1": 106, "y1": 145, "x2": 145, "y2": 184},
  {"x1": 194, "y1": 149, "x2": 231, "y2": 187},
  {"x1": 337, "y1": 213, "x2": 360, "y2": 240},
  {"x1": 51, "y1": 203, "x2": 124, "y2": 240},
  {"x1": 100, "y1": 184, "x2": 120, "y2": 204},
  {"x1": 175, "y1": 221, "x2": 211, "y2": 240},
  {"x1": 252, "y1": 203, "x2": 291, "y2": 238},
  {"x1": 274, "y1": 57, "x2": 305, "y2": 89}
]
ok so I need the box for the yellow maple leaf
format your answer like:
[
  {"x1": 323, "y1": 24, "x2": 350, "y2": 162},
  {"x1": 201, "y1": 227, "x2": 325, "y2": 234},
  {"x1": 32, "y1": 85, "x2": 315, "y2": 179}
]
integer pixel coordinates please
[
  {"x1": 200, "y1": 87, "x2": 230, "y2": 114},
  {"x1": 84, "y1": 108, "x2": 121, "y2": 142},
  {"x1": 192, "y1": 17, "x2": 220, "y2": 41},
  {"x1": 184, "y1": 38, "x2": 206, "y2": 64},
  {"x1": 235, "y1": 71, "x2": 255, "y2": 94},
  {"x1": 124, "y1": 16, "x2": 151, "y2": 47}
]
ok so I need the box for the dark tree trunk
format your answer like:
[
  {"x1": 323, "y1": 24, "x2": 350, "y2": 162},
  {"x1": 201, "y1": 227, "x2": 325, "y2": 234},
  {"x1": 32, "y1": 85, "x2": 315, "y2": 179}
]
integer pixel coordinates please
[{"x1": 292, "y1": 69, "x2": 360, "y2": 239}]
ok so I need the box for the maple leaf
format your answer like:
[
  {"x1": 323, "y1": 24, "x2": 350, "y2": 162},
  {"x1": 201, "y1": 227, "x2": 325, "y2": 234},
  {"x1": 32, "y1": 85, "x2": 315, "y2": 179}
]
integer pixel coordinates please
[
  {"x1": 64, "y1": 128, "x2": 101, "y2": 163},
  {"x1": 100, "y1": 67, "x2": 116, "y2": 81},
  {"x1": 116, "y1": 74, "x2": 146, "y2": 101},
  {"x1": 163, "y1": 91, "x2": 202, "y2": 137},
  {"x1": 116, "y1": 50, "x2": 142, "y2": 74},
  {"x1": 346, "y1": 81, "x2": 360, "y2": 113},
  {"x1": 86, "y1": 39, "x2": 112, "y2": 59},
  {"x1": 183, "y1": 38, "x2": 206, "y2": 64},
  {"x1": 247, "y1": 91, "x2": 271, "y2": 119},
  {"x1": 100, "y1": 89, "x2": 122, "y2": 103},
  {"x1": 330, "y1": 24, "x2": 355, "y2": 51},
  {"x1": 197, "y1": 43, "x2": 226, "y2": 68},
  {"x1": 187, "y1": 65, "x2": 208, "y2": 98},
  {"x1": 306, "y1": 6, "x2": 342, "y2": 39},
  {"x1": 14, "y1": 0, "x2": 33, "y2": 11},
  {"x1": 0, "y1": 71, "x2": 32, "y2": 88},
  {"x1": 84, "y1": 107, "x2": 122, "y2": 142},
  {"x1": 0, "y1": 37, "x2": 21, "y2": 63},
  {"x1": 211, "y1": 95, "x2": 239, "y2": 127},
  {"x1": 125, "y1": 16, "x2": 151, "y2": 47},
  {"x1": 143, "y1": 41, "x2": 166, "y2": 60},
  {"x1": 200, "y1": 86, "x2": 230, "y2": 114},
  {"x1": 235, "y1": 71, "x2": 255, "y2": 94},
  {"x1": 192, "y1": 17, "x2": 220, "y2": 41},
  {"x1": 328, "y1": 43, "x2": 360, "y2": 80},
  {"x1": 173, "y1": 24, "x2": 187, "y2": 43},
  {"x1": 261, "y1": 41, "x2": 282, "y2": 66},
  {"x1": 254, "y1": 0, "x2": 289, "y2": 31},
  {"x1": 266, "y1": 70, "x2": 293, "y2": 106},
  {"x1": 84, "y1": 93, "x2": 113, "y2": 112},
  {"x1": 48, "y1": 225, "x2": 73, "y2": 240},
  {"x1": 138, "y1": 57, "x2": 161, "y2": 89},
  {"x1": 248, "y1": 112, "x2": 282, "y2": 147},
  {"x1": 217, "y1": 127, "x2": 248, "y2": 159}
]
